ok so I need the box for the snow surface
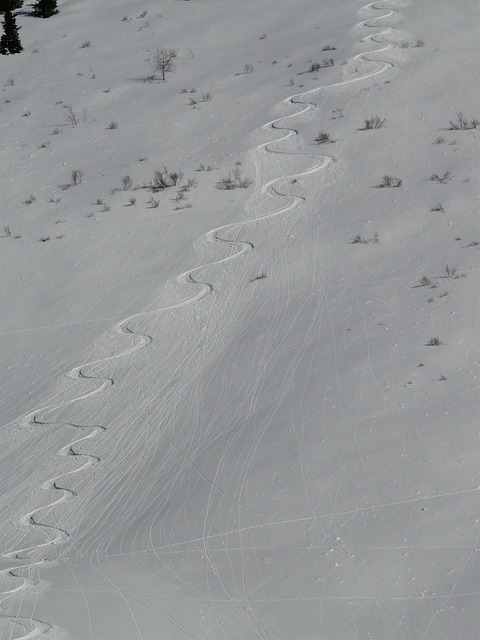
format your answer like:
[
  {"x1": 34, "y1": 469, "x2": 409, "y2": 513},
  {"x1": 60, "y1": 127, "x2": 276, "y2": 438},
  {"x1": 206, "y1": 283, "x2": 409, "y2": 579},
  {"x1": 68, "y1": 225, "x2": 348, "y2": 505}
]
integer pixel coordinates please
[{"x1": 1, "y1": 0, "x2": 480, "y2": 638}]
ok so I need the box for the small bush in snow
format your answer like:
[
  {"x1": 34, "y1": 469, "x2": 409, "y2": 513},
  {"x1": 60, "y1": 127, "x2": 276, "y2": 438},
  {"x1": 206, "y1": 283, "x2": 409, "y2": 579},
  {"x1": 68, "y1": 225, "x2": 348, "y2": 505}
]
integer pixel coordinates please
[
  {"x1": 314, "y1": 132, "x2": 336, "y2": 144},
  {"x1": 71, "y1": 169, "x2": 83, "y2": 186},
  {"x1": 151, "y1": 168, "x2": 183, "y2": 190},
  {"x1": 378, "y1": 175, "x2": 402, "y2": 188},
  {"x1": 426, "y1": 337, "x2": 442, "y2": 346},
  {"x1": 217, "y1": 167, "x2": 253, "y2": 190},
  {"x1": 23, "y1": 194, "x2": 36, "y2": 205},
  {"x1": 121, "y1": 175, "x2": 133, "y2": 190},
  {"x1": 322, "y1": 45, "x2": 336, "y2": 51},
  {"x1": 449, "y1": 112, "x2": 479, "y2": 130},
  {"x1": 364, "y1": 116, "x2": 386, "y2": 130},
  {"x1": 79, "y1": 40, "x2": 91, "y2": 48},
  {"x1": 444, "y1": 264, "x2": 458, "y2": 278},
  {"x1": 429, "y1": 171, "x2": 451, "y2": 184}
]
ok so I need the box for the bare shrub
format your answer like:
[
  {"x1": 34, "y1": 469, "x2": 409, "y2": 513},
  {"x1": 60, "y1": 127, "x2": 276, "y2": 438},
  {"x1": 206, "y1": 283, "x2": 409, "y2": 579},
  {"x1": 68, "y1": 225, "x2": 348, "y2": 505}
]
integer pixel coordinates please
[
  {"x1": 179, "y1": 178, "x2": 197, "y2": 192},
  {"x1": 80, "y1": 40, "x2": 91, "y2": 49},
  {"x1": 449, "y1": 112, "x2": 479, "y2": 130},
  {"x1": 217, "y1": 167, "x2": 253, "y2": 190},
  {"x1": 151, "y1": 168, "x2": 183, "y2": 190},
  {"x1": 430, "y1": 203, "x2": 444, "y2": 212},
  {"x1": 107, "y1": 121, "x2": 119, "y2": 130},
  {"x1": 322, "y1": 45, "x2": 336, "y2": 51},
  {"x1": 444, "y1": 264, "x2": 457, "y2": 278},
  {"x1": 426, "y1": 337, "x2": 442, "y2": 346},
  {"x1": 148, "y1": 197, "x2": 160, "y2": 208},
  {"x1": 378, "y1": 175, "x2": 402, "y2": 188},
  {"x1": 434, "y1": 136, "x2": 444, "y2": 144},
  {"x1": 430, "y1": 171, "x2": 451, "y2": 184},
  {"x1": 121, "y1": 175, "x2": 133, "y2": 190},
  {"x1": 71, "y1": 169, "x2": 84, "y2": 186},
  {"x1": 23, "y1": 194, "x2": 36, "y2": 205},
  {"x1": 314, "y1": 132, "x2": 336, "y2": 144},
  {"x1": 127, "y1": 197, "x2": 137, "y2": 206},
  {"x1": 63, "y1": 104, "x2": 80, "y2": 127},
  {"x1": 351, "y1": 232, "x2": 379, "y2": 244},
  {"x1": 63, "y1": 104, "x2": 89, "y2": 127},
  {"x1": 418, "y1": 276, "x2": 432, "y2": 286},
  {"x1": 415, "y1": 39, "x2": 425, "y2": 47},
  {"x1": 364, "y1": 116, "x2": 386, "y2": 130}
]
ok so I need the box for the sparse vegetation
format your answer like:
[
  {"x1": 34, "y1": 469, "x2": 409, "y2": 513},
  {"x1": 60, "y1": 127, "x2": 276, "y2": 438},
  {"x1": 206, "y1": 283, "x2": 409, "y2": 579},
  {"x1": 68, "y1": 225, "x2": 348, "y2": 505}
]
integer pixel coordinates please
[
  {"x1": 308, "y1": 58, "x2": 334, "y2": 72},
  {"x1": 430, "y1": 171, "x2": 452, "y2": 184},
  {"x1": 71, "y1": 169, "x2": 83, "y2": 186},
  {"x1": 351, "y1": 232, "x2": 379, "y2": 244},
  {"x1": 364, "y1": 116, "x2": 386, "y2": 130},
  {"x1": 426, "y1": 337, "x2": 442, "y2": 346},
  {"x1": 314, "y1": 132, "x2": 336, "y2": 144},
  {"x1": 63, "y1": 104, "x2": 89, "y2": 127},
  {"x1": 121, "y1": 175, "x2": 133, "y2": 190},
  {"x1": 216, "y1": 167, "x2": 253, "y2": 190},
  {"x1": 378, "y1": 175, "x2": 402, "y2": 188},
  {"x1": 448, "y1": 112, "x2": 479, "y2": 130},
  {"x1": 151, "y1": 168, "x2": 183, "y2": 191}
]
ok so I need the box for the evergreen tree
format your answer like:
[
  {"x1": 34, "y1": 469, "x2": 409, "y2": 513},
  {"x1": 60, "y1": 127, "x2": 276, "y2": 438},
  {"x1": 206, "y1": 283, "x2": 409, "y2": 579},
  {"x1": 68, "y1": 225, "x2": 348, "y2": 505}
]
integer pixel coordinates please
[
  {"x1": 0, "y1": 0, "x2": 23, "y2": 13},
  {"x1": 32, "y1": 0, "x2": 57, "y2": 18},
  {"x1": 0, "y1": 8, "x2": 22, "y2": 54}
]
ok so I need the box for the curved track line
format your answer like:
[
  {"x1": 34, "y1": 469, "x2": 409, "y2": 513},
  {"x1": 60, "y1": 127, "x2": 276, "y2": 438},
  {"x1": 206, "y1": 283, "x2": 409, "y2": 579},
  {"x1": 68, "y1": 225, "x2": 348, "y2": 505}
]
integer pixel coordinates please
[{"x1": 0, "y1": 3, "x2": 406, "y2": 637}]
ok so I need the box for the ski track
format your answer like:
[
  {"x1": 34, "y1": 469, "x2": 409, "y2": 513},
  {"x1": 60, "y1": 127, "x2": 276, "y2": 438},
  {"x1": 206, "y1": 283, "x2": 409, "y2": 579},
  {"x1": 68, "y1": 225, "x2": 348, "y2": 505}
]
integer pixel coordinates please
[{"x1": 0, "y1": 3, "x2": 409, "y2": 637}]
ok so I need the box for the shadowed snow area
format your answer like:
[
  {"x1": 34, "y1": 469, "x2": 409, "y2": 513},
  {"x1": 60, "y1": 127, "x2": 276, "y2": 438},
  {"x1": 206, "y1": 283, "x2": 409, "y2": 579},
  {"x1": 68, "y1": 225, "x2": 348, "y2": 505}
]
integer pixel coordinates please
[{"x1": 1, "y1": 0, "x2": 479, "y2": 638}]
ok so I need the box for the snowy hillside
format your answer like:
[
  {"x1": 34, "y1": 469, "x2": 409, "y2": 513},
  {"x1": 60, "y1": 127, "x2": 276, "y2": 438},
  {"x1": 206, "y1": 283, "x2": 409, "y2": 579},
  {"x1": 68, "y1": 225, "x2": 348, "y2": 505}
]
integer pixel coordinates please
[{"x1": 1, "y1": 0, "x2": 479, "y2": 638}]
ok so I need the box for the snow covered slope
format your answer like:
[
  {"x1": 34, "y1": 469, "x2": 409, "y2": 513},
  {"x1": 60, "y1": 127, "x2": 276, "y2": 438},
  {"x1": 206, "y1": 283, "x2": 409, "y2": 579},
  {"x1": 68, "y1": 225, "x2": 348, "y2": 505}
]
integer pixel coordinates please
[{"x1": 1, "y1": 1, "x2": 479, "y2": 638}]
